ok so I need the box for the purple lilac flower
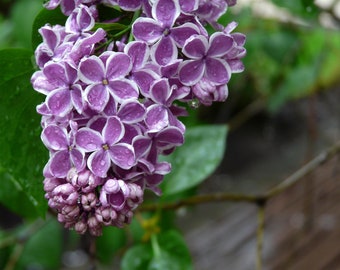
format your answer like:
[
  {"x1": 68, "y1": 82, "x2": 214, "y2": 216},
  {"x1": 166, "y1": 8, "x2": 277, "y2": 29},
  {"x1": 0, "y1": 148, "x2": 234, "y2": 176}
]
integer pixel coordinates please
[
  {"x1": 41, "y1": 124, "x2": 85, "y2": 177},
  {"x1": 32, "y1": 61, "x2": 83, "y2": 116},
  {"x1": 178, "y1": 32, "x2": 234, "y2": 86},
  {"x1": 145, "y1": 78, "x2": 187, "y2": 133},
  {"x1": 78, "y1": 52, "x2": 139, "y2": 112},
  {"x1": 33, "y1": 0, "x2": 245, "y2": 235},
  {"x1": 132, "y1": 0, "x2": 200, "y2": 65}
]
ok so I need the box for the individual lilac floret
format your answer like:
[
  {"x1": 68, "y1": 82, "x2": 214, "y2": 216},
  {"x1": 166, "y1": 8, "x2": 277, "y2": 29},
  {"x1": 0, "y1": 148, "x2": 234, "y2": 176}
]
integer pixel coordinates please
[
  {"x1": 78, "y1": 52, "x2": 139, "y2": 112},
  {"x1": 132, "y1": 0, "x2": 200, "y2": 65},
  {"x1": 145, "y1": 78, "x2": 189, "y2": 133},
  {"x1": 99, "y1": 178, "x2": 144, "y2": 227},
  {"x1": 41, "y1": 124, "x2": 85, "y2": 177},
  {"x1": 44, "y1": 0, "x2": 98, "y2": 15},
  {"x1": 196, "y1": 0, "x2": 228, "y2": 29},
  {"x1": 222, "y1": 21, "x2": 247, "y2": 73},
  {"x1": 34, "y1": 25, "x2": 71, "y2": 69},
  {"x1": 75, "y1": 116, "x2": 135, "y2": 177},
  {"x1": 32, "y1": 61, "x2": 83, "y2": 117},
  {"x1": 65, "y1": 4, "x2": 98, "y2": 40},
  {"x1": 178, "y1": 32, "x2": 233, "y2": 86},
  {"x1": 192, "y1": 77, "x2": 229, "y2": 105},
  {"x1": 124, "y1": 41, "x2": 160, "y2": 96}
]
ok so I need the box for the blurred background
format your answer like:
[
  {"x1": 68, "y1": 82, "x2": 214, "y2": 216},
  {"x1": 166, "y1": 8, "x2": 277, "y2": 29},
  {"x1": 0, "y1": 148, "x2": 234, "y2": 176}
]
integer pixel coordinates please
[{"x1": 0, "y1": 0, "x2": 339, "y2": 269}]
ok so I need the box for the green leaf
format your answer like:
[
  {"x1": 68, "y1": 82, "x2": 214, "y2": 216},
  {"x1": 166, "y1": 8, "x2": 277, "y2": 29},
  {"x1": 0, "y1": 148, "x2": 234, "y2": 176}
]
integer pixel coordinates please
[
  {"x1": 161, "y1": 125, "x2": 227, "y2": 196},
  {"x1": 10, "y1": 0, "x2": 42, "y2": 49},
  {"x1": 121, "y1": 244, "x2": 153, "y2": 270},
  {"x1": 150, "y1": 231, "x2": 192, "y2": 270},
  {"x1": 15, "y1": 219, "x2": 62, "y2": 270},
  {"x1": 96, "y1": 226, "x2": 127, "y2": 264},
  {"x1": 271, "y1": 0, "x2": 319, "y2": 18},
  {"x1": 121, "y1": 231, "x2": 192, "y2": 270},
  {"x1": 0, "y1": 49, "x2": 47, "y2": 218},
  {"x1": 31, "y1": 7, "x2": 67, "y2": 50}
]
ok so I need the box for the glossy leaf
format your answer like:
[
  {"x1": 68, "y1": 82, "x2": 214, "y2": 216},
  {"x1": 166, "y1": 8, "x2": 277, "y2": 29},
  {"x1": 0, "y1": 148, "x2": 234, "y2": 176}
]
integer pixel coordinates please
[
  {"x1": 161, "y1": 125, "x2": 227, "y2": 196},
  {"x1": 0, "y1": 49, "x2": 47, "y2": 218},
  {"x1": 121, "y1": 230, "x2": 192, "y2": 270},
  {"x1": 96, "y1": 226, "x2": 127, "y2": 264},
  {"x1": 15, "y1": 219, "x2": 62, "y2": 269},
  {"x1": 121, "y1": 244, "x2": 153, "y2": 270}
]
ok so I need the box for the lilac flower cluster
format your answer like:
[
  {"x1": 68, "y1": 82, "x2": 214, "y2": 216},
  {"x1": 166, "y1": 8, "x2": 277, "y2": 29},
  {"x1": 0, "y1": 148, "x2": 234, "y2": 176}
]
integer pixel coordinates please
[{"x1": 32, "y1": 0, "x2": 245, "y2": 235}]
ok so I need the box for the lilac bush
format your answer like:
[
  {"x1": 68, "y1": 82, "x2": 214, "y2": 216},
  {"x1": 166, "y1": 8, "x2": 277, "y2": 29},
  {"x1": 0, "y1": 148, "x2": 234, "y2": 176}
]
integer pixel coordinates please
[{"x1": 31, "y1": 0, "x2": 246, "y2": 235}]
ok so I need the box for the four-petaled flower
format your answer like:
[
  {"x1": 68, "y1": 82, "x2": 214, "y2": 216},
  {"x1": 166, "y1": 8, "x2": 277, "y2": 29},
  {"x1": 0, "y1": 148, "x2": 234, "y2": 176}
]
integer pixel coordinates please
[
  {"x1": 132, "y1": 0, "x2": 199, "y2": 65},
  {"x1": 76, "y1": 116, "x2": 135, "y2": 177},
  {"x1": 78, "y1": 52, "x2": 139, "y2": 112},
  {"x1": 41, "y1": 124, "x2": 85, "y2": 177},
  {"x1": 179, "y1": 32, "x2": 234, "y2": 86}
]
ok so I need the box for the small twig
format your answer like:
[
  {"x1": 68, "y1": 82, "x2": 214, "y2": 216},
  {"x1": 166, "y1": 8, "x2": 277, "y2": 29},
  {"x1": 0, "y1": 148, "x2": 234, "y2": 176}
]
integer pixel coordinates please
[
  {"x1": 140, "y1": 140, "x2": 340, "y2": 211},
  {"x1": 4, "y1": 242, "x2": 24, "y2": 270},
  {"x1": 265, "y1": 139, "x2": 340, "y2": 198}
]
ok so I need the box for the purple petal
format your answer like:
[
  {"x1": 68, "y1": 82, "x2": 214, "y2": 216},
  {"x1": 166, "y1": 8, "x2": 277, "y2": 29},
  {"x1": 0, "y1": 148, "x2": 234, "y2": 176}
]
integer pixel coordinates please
[
  {"x1": 179, "y1": 0, "x2": 199, "y2": 13},
  {"x1": 205, "y1": 57, "x2": 231, "y2": 85},
  {"x1": 60, "y1": 0, "x2": 76, "y2": 15},
  {"x1": 108, "y1": 79, "x2": 139, "y2": 103},
  {"x1": 88, "y1": 150, "x2": 111, "y2": 177},
  {"x1": 120, "y1": 123, "x2": 140, "y2": 144},
  {"x1": 118, "y1": 0, "x2": 142, "y2": 11},
  {"x1": 109, "y1": 143, "x2": 135, "y2": 169},
  {"x1": 117, "y1": 100, "x2": 146, "y2": 124},
  {"x1": 70, "y1": 148, "x2": 86, "y2": 172},
  {"x1": 87, "y1": 116, "x2": 106, "y2": 133},
  {"x1": 78, "y1": 55, "x2": 105, "y2": 84},
  {"x1": 145, "y1": 104, "x2": 169, "y2": 132},
  {"x1": 103, "y1": 95, "x2": 117, "y2": 116},
  {"x1": 155, "y1": 126, "x2": 184, "y2": 147},
  {"x1": 84, "y1": 84, "x2": 109, "y2": 112},
  {"x1": 150, "y1": 79, "x2": 171, "y2": 104},
  {"x1": 178, "y1": 59, "x2": 204, "y2": 86},
  {"x1": 232, "y1": 33, "x2": 246, "y2": 46},
  {"x1": 44, "y1": 62, "x2": 68, "y2": 87},
  {"x1": 154, "y1": 161, "x2": 171, "y2": 174},
  {"x1": 124, "y1": 41, "x2": 149, "y2": 70},
  {"x1": 46, "y1": 88, "x2": 72, "y2": 117},
  {"x1": 39, "y1": 26, "x2": 59, "y2": 51},
  {"x1": 228, "y1": 59, "x2": 245, "y2": 73},
  {"x1": 145, "y1": 174, "x2": 164, "y2": 187},
  {"x1": 49, "y1": 150, "x2": 71, "y2": 178},
  {"x1": 64, "y1": 62, "x2": 77, "y2": 84},
  {"x1": 171, "y1": 23, "x2": 199, "y2": 47},
  {"x1": 207, "y1": 32, "x2": 234, "y2": 57},
  {"x1": 151, "y1": 36, "x2": 177, "y2": 66},
  {"x1": 132, "y1": 18, "x2": 163, "y2": 44},
  {"x1": 132, "y1": 135, "x2": 152, "y2": 159},
  {"x1": 69, "y1": 29, "x2": 106, "y2": 63},
  {"x1": 131, "y1": 69, "x2": 158, "y2": 97},
  {"x1": 160, "y1": 60, "x2": 181, "y2": 77},
  {"x1": 152, "y1": 0, "x2": 180, "y2": 27},
  {"x1": 41, "y1": 125, "x2": 68, "y2": 151},
  {"x1": 106, "y1": 52, "x2": 132, "y2": 79},
  {"x1": 103, "y1": 116, "x2": 124, "y2": 145},
  {"x1": 70, "y1": 84, "x2": 84, "y2": 114},
  {"x1": 182, "y1": 35, "x2": 208, "y2": 59},
  {"x1": 31, "y1": 71, "x2": 54, "y2": 95},
  {"x1": 76, "y1": 127, "x2": 103, "y2": 152}
]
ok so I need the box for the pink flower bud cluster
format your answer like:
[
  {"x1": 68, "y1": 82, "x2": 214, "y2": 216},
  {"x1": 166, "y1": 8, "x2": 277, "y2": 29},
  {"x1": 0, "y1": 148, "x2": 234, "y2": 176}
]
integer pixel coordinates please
[{"x1": 32, "y1": 0, "x2": 246, "y2": 235}]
